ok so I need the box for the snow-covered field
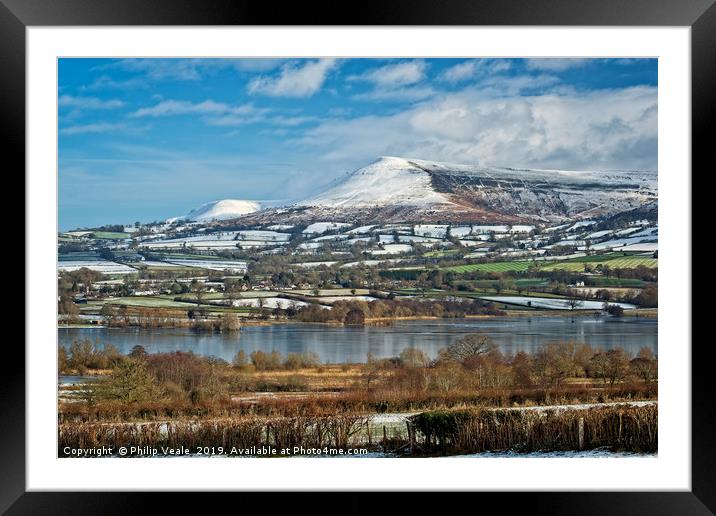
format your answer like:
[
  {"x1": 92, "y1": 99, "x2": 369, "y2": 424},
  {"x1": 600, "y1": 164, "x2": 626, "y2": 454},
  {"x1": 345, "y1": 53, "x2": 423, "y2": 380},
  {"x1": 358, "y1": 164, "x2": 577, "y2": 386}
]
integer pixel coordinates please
[
  {"x1": 346, "y1": 225, "x2": 377, "y2": 234},
  {"x1": 314, "y1": 295, "x2": 378, "y2": 304},
  {"x1": 297, "y1": 242, "x2": 324, "y2": 250},
  {"x1": 138, "y1": 231, "x2": 240, "y2": 250},
  {"x1": 585, "y1": 230, "x2": 613, "y2": 239},
  {"x1": 167, "y1": 259, "x2": 247, "y2": 272},
  {"x1": 57, "y1": 260, "x2": 136, "y2": 274},
  {"x1": 369, "y1": 244, "x2": 413, "y2": 255},
  {"x1": 147, "y1": 241, "x2": 239, "y2": 250},
  {"x1": 377, "y1": 234, "x2": 439, "y2": 244},
  {"x1": 139, "y1": 260, "x2": 181, "y2": 268},
  {"x1": 510, "y1": 225, "x2": 535, "y2": 233},
  {"x1": 567, "y1": 220, "x2": 596, "y2": 231},
  {"x1": 237, "y1": 230, "x2": 291, "y2": 241},
  {"x1": 232, "y1": 297, "x2": 311, "y2": 309},
  {"x1": 472, "y1": 225, "x2": 510, "y2": 234},
  {"x1": 236, "y1": 240, "x2": 287, "y2": 249},
  {"x1": 310, "y1": 234, "x2": 350, "y2": 242},
  {"x1": 479, "y1": 296, "x2": 636, "y2": 310},
  {"x1": 585, "y1": 236, "x2": 657, "y2": 251},
  {"x1": 414, "y1": 224, "x2": 448, "y2": 238},
  {"x1": 618, "y1": 242, "x2": 658, "y2": 252},
  {"x1": 302, "y1": 222, "x2": 352, "y2": 235}
]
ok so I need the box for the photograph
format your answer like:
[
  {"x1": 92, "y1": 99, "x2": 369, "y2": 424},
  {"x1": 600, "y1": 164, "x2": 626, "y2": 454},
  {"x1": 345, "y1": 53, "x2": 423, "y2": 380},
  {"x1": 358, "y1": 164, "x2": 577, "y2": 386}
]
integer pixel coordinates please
[{"x1": 56, "y1": 56, "x2": 659, "y2": 459}]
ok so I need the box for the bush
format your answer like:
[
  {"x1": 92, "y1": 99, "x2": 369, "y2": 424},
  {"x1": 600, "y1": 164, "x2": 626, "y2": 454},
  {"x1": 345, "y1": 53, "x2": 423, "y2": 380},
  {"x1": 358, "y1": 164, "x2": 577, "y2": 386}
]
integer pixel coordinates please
[
  {"x1": 284, "y1": 352, "x2": 320, "y2": 370},
  {"x1": 343, "y1": 308, "x2": 365, "y2": 325},
  {"x1": 221, "y1": 313, "x2": 241, "y2": 332},
  {"x1": 250, "y1": 350, "x2": 282, "y2": 371}
]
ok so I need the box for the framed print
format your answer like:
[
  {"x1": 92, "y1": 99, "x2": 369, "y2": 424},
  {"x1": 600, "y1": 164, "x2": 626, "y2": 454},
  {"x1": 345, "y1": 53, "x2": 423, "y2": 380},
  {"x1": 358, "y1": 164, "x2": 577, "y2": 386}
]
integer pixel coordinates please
[{"x1": 4, "y1": 0, "x2": 714, "y2": 512}]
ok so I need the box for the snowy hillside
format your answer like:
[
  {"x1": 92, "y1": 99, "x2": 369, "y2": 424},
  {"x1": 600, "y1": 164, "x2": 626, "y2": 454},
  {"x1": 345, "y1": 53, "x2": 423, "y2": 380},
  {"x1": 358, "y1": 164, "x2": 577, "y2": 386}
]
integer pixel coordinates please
[
  {"x1": 182, "y1": 199, "x2": 261, "y2": 222},
  {"x1": 298, "y1": 157, "x2": 454, "y2": 208},
  {"x1": 293, "y1": 156, "x2": 657, "y2": 222}
]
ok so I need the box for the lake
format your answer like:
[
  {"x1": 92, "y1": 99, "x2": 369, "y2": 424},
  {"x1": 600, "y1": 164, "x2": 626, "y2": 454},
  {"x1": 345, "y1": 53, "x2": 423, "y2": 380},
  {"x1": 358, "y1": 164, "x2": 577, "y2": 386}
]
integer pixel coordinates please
[{"x1": 58, "y1": 316, "x2": 657, "y2": 364}]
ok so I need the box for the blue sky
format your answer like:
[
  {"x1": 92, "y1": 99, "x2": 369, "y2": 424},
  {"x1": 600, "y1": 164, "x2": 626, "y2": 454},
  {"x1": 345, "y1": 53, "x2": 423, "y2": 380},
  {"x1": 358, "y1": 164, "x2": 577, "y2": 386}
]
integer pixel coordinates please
[{"x1": 59, "y1": 58, "x2": 657, "y2": 230}]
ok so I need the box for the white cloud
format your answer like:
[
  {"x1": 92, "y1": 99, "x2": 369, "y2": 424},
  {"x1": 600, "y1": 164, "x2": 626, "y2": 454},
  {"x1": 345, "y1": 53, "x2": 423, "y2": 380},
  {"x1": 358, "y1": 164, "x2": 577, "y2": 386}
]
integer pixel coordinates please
[
  {"x1": 58, "y1": 95, "x2": 124, "y2": 110},
  {"x1": 294, "y1": 85, "x2": 658, "y2": 172},
  {"x1": 102, "y1": 58, "x2": 286, "y2": 82},
  {"x1": 439, "y1": 60, "x2": 511, "y2": 83},
  {"x1": 131, "y1": 100, "x2": 268, "y2": 126},
  {"x1": 248, "y1": 59, "x2": 338, "y2": 97},
  {"x1": 347, "y1": 61, "x2": 433, "y2": 102},
  {"x1": 60, "y1": 122, "x2": 128, "y2": 135},
  {"x1": 526, "y1": 58, "x2": 591, "y2": 71},
  {"x1": 131, "y1": 99, "x2": 315, "y2": 128},
  {"x1": 353, "y1": 86, "x2": 435, "y2": 102},
  {"x1": 355, "y1": 61, "x2": 427, "y2": 87}
]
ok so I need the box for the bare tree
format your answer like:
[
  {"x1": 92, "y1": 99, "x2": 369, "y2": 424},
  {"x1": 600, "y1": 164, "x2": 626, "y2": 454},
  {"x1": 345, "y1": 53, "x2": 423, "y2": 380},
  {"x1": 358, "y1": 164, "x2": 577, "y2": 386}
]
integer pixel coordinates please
[
  {"x1": 566, "y1": 289, "x2": 584, "y2": 311},
  {"x1": 630, "y1": 346, "x2": 657, "y2": 384},
  {"x1": 191, "y1": 280, "x2": 206, "y2": 308},
  {"x1": 440, "y1": 334, "x2": 497, "y2": 364}
]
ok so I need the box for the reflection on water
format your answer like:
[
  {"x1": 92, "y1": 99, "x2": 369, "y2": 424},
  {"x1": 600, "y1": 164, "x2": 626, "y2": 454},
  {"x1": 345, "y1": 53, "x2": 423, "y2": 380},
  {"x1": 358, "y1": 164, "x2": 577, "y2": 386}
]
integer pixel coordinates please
[{"x1": 58, "y1": 316, "x2": 657, "y2": 364}]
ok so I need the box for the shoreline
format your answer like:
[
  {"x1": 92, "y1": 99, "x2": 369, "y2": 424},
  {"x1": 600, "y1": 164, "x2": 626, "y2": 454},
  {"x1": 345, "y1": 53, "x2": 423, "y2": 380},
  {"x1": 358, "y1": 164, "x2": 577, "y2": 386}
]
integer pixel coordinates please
[{"x1": 57, "y1": 308, "x2": 658, "y2": 330}]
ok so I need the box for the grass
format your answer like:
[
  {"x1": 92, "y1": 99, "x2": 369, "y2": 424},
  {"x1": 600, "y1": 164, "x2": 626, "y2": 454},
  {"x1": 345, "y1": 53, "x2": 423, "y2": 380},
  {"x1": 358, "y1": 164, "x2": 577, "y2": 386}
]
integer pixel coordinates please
[
  {"x1": 435, "y1": 255, "x2": 657, "y2": 275},
  {"x1": 539, "y1": 257, "x2": 657, "y2": 272},
  {"x1": 58, "y1": 252, "x2": 101, "y2": 261},
  {"x1": 108, "y1": 296, "x2": 200, "y2": 308},
  {"x1": 461, "y1": 278, "x2": 549, "y2": 288},
  {"x1": 586, "y1": 278, "x2": 648, "y2": 288},
  {"x1": 91, "y1": 231, "x2": 128, "y2": 240},
  {"x1": 443, "y1": 262, "x2": 534, "y2": 273}
]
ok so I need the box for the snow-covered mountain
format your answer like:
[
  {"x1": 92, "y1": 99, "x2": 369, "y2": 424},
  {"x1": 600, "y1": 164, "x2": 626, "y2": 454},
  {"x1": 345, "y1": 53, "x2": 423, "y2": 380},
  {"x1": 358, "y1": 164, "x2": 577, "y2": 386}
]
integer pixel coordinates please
[
  {"x1": 299, "y1": 156, "x2": 454, "y2": 208},
  {"x1": 289, "y1": 156, "x2": 657, "y2": 223},
  {"x1": 180, "y1": 199, "x2": 261, "y2": 222},
  {"x1": 202, "y1": 157, "x2": 657, "y2": 226}
]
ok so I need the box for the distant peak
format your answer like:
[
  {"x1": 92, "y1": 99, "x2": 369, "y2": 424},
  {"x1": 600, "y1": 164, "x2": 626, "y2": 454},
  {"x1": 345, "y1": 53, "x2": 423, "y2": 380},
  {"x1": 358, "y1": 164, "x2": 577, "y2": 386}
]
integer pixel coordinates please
[
  {"x1": 367, "y1": 155, "x2": 411, "y2": 165},
  {"x1": 182, "y1": 199, "x2": 261, "y2": 222}
]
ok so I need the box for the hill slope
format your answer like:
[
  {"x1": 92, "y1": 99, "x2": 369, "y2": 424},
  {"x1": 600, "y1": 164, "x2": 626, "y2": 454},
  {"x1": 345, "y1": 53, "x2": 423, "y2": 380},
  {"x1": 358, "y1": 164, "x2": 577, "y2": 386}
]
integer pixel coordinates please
[
  {"x1": 288, "y1": 156, "x2": 657, "y2": 223},
  {"x1": 183, "y1": 199, "x2": 261, "y2": 222},
  {"x1": 210, "y1": 157, "x2": 657, "y2": 225}
]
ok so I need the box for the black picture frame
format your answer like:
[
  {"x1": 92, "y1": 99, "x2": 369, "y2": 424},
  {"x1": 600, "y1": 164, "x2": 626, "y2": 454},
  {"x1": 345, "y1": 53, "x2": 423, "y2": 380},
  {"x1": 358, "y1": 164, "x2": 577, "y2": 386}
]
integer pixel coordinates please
[{"x1": 3, "y1": 0, "x2": 712, "y2": 513}]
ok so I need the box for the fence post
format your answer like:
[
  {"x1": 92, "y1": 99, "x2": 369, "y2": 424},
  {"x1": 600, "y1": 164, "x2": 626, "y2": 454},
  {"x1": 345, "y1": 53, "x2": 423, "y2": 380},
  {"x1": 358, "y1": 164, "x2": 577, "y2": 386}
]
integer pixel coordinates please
[
  {"x1": 407, "y1": 421, "x2": 415, "y2": 454},
  {"x1": 382, "y1": 425, "x2": 387, "y2": 452},
  {"x1": 578, "y1": 417, "x2": 585, "y2": 450}
]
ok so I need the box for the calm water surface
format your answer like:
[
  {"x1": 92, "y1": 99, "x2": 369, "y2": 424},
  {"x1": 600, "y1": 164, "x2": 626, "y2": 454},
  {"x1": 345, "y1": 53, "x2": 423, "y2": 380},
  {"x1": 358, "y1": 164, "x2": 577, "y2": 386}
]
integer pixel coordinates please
[{"x1": 58, "y1": 316, "x2": 657, "y2": 364}]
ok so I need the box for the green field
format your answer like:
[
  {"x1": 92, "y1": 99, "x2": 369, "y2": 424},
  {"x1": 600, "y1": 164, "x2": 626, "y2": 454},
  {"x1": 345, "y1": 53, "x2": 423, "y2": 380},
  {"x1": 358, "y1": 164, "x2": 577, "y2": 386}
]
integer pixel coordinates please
[
  {"x1": 463, "y1": 278, "x2": 550, "y2": 289},
  {"x1": 539, "y1": 256, "x2": 657, "y2": 272},
  {"x1": 91, "y1": 231, "x2": 128, "y2": 240},
  {"x1": 443, "y1": 261, "x2": 534, "y2": 273},
  {"x1": 108, "y1": 296, "x2": 200, "y2": 308},
  {"x1": 585, "y1": 277, "x2": 648, "y2": 287},
  {"x1": 58, "y1": 252, "x2": 101, "y2": 261},
  {"x1": 440, "y1": 255, "x2": 656, "y2": 274}
]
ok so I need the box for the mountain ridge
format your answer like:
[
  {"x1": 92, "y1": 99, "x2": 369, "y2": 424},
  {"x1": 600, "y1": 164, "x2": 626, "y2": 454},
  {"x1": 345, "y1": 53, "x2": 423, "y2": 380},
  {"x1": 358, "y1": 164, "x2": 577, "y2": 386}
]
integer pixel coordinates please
[{"x1": 193, "y1": 156, "x2": 658, "y2": 226}]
